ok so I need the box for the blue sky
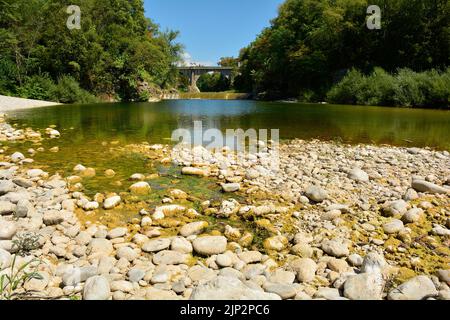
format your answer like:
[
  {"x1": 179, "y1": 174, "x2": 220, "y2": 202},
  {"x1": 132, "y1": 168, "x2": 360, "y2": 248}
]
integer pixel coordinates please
[{"x1": 144, "y1": 0, "x2": 284, "y2": 66}]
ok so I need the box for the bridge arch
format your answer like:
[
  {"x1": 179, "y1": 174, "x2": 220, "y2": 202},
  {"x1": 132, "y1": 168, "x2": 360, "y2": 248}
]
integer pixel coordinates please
[{"x1": 177, "y1": 66, "x2": 233, "y2": 92}]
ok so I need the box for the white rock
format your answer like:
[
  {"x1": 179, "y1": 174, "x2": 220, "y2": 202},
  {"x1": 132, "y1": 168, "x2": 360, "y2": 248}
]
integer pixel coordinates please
[
  {"x1": 0, "y1": 219, "x2": 17, "y2": 240},
  {"x1": 193, "y1": 236, "x2": 227, "y2": 256},
  {"x1": 344, "y1": 273, "x2": 384, "y2": 300},
  {"x1": 103, "y1": 196, "x2": 121, "y2": 210},
  {"x1": 290, "y1": 258, "x2": 317, "y2": 283},
  {"x1": 0, "y1": 248, "x2": 12, "y2": 270},
  {"x1": 412, "y1": 180, "x2": 449, "y2": 194},
  {"x1": 388, "y1": 276, "x2": 438, "y2": 300},
  {"x1": 190, "y1": 276, "x2": 281, "y2": 300},
  {"x1": 348, "y1": 168, "x2": 369, "y2": 182},
  {"x1": 83, "y1": 276, "x2": 111, "y2": 300},
  {"x1": 382, "y1": 219, "x2": 404, "y2": 234},
  {"x1": 171, "y1": 237, "x2": 193, "y2": 253},
  {"x1": 179, "y1": 221, "x2": 208, "y2": 237}
]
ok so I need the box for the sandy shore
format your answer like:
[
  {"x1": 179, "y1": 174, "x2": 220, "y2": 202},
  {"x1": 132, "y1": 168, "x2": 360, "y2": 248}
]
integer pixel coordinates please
[{"x1": 0, "y1": 95, "x2": 61, "y2": 112}]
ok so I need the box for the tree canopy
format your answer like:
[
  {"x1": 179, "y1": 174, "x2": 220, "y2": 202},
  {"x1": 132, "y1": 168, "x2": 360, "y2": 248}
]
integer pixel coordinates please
[
  {"x1": 235, "y1": 0, "x2": 450, "y2": 101},
  {"x1": 0, "y1": 0, "x2": 183, "y2": 102}
]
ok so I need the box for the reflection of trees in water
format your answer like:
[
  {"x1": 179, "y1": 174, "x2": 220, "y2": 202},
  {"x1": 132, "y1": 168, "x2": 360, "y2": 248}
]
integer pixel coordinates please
[{"x1": 11, "y1": 101, "x2": 450, "y2": 150}]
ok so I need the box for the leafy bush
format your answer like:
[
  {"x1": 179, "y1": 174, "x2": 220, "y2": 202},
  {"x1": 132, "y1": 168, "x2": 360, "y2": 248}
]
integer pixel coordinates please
[
  {"x1": 197, "y1": 73, "x2": 231, "y2": 92},
  {"x1": 16, "y1": 75, "x2": 56, "y2": 101},
  {"x1": 51, "y1": 76, "x2": 98, "y2": 104},
  {"x1": 327, "y1": 68, "x2": 450, "y2": 108}
]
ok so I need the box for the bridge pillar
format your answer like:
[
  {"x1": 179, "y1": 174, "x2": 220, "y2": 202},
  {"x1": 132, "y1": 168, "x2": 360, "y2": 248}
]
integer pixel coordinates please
[{"x1": 190, "y1": 70, "x2": 201, "y2": 93}]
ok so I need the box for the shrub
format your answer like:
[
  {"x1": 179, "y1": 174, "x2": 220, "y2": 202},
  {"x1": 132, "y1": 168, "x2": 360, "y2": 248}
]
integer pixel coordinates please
[
  {"x1": 16, "y1": 74, "x2": 56, "y2": 101},
  {"x1": 326, "y1": 69, "x2": 365, "y2": 105},
  {"x1": 327, "y1": 68, "x2": 449, "y2": 108},
  {"x1": 51, "y1": 76, "x2": 98, "y2": 104}
]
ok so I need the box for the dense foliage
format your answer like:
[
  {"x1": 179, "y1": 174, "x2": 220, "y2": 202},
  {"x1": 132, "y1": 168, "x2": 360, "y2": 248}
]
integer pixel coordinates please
[
  {"x1": 235, "y1": 0, "x2": 450, "y2": 107},
  {"x1": 0, "y1": 0, "x2": 182, "y2": 103},
  {"x1": 327, "y1": 67, "x2": 450, "y2": 107},
  {"x1": 197, "y1": 73, "x2": 231, "y2": 92}
]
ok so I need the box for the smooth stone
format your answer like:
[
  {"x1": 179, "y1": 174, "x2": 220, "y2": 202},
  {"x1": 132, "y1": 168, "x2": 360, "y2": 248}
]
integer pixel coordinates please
[
  {"x1": 238, "y1": 251, "x2": 262, "y2": 264},
  {"x1": 344, "y1": 273, "x2": 384, "y2": 300},
  {"x1": 402, "y1": 208, "x2": 423, "y2": 223},
  {"x1": 263, "y1": 235, "x2": 288, "y2": 251},
  {"x1": 412, "y1": 180, "x2": 449, "y2": 194},
  {"x1": 221, "y1": 183, "x2": 241, "y2": 193},
  {"x1": 83, "y1": 276, "x2": 111, "y2": 300},
  {"x1": 116, "y1": 246, "x2": 138, "y2": 261},
  {"x1": 383, "y1": 200, "x2": 408, "y2": 217},
  {"x1": 0, "y1": 180, "x2": 14, "y2": 195},
  {"x1": 388, "y1": 276, "x2": 438, "y2": 300},
  {"x1": 15, "y1": 199, "x2": 29, "y2": 218},
  {"x1": 193, "y1": 236, "x2": 227, "y2": 256},
  {"x1": 347, "y1": 254, "x2": 363, "y2": 267},
  {"x1": 321, "y1": 239, "x2": 349, "y2": 257},
  {"x1": 10, "y1": 152, "x2": 25, "y2": 162},
  {"x1": 268, "y1": 270, "x2": 296, "y2": 285},
  {"x1": 62, "y1": 266, "x2": 97, "y2": 286},
  {"x1": 348, "y1": 168, "x2": 369, "y2": 182},
  {"x1": 0, "y1": 219, "x2": 17, "y2": 240},
  {"x1": 361, "y1": 252, "x2": 387, "y2": 274},
  {"x1": 216, "y1": 253, "x2": 233, "y2": 268},
  {"x1": 437, "y1": 270, "x2": 450, "y2": 284},
  {"x1": 171, "y1": 237, "x2": 193, "y2": 253},
  {"x1": 181, "y1": 167, "x2": 208, "y2": 176},
  {"x1": 107, "y1": 227, "x2": 127, "y2": 239},
  {"x1": 179, "y1": 221, "x2": 208, "y2": 237},
  {"x1": 110, "y1": 280, "x2": 133, "y2": 293},
  {"x1": 142, "y1": 238, "x2": 172, "y2": 253},
  {"x1": 305, "y1": 185, "x2": 328, "y2": 202},
  {"x1": 43, "y1": 211, "x2": 63, "y2": 225},
  {"x1": 263, "y1": 283, "x2": 296, "y2": 299},
  {"x1": 153, "y1": 250, "x2": 190, "y2": 265},
  {"x1": 0, "y1": 201, "x2": 15, "y2": 215},
  {"x1": 190, "y1": 276, "x2": 281, "y2": 300},
  {"x1": 382, "y1": 219, "x2": 404, "y2": 234},
  {"x1": 88, "y1": 238, "x2": 114, "y2": 256},
  {"x1": 128, "y1": 268, "x2": 146, "y2": 283},
  {"x1": 0, "y1": 248, "x2": 12, "y2": 270},
  {"x1": 290, "y1": 258, "x2": 317, "y2": 283},
  {"x1": 103, "y1": 196, "x2": 121, "y2": 210},
  {"x1": 129, "y1": 182, "x2": 151, "y2": 195}
]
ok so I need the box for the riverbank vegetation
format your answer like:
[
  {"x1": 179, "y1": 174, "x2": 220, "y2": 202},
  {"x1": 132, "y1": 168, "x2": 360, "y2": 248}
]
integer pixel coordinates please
[
  {"x1": 0, "y1": 0, "x2": 182, "y2": 103},
  {"x1": 234, "y1": 0, "x2": 450, "y2": 107}
]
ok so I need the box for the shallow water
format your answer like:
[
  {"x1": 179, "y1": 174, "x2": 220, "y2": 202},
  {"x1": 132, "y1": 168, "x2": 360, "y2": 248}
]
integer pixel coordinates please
[{"x1": 8, "y1": 99, "x2": 450, "y2": 149}]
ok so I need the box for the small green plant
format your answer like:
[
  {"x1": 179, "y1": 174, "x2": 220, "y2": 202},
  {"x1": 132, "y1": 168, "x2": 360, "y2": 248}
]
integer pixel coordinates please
[
  {"x1": 12, "y1": 232, "x2": 41, "y2": 257},
  {"x1": 0, "y1": 255, "x2": 42, "y2": 300}
]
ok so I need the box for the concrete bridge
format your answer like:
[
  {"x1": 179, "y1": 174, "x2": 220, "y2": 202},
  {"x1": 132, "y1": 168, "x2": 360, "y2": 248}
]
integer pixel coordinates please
[{"x1": 177, "y1": 66, "x2": 233, "y2": 92}]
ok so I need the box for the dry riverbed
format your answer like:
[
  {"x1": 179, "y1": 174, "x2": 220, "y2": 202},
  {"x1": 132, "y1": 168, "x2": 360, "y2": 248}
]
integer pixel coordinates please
[{"x1": 0, "y1": 113, "x2": 449, "y2": 300}]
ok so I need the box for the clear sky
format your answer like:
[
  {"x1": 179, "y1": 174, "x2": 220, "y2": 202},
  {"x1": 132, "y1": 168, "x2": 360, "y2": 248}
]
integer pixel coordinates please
[{"x1": 143, "y1": 0, "x2": 284, "y2": 66}]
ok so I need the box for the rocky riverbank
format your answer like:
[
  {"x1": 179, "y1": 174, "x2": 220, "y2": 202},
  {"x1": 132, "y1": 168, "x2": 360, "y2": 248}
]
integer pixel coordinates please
[{"x1": 0, "y1": 114, "x2": 449, "y2": 300}]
